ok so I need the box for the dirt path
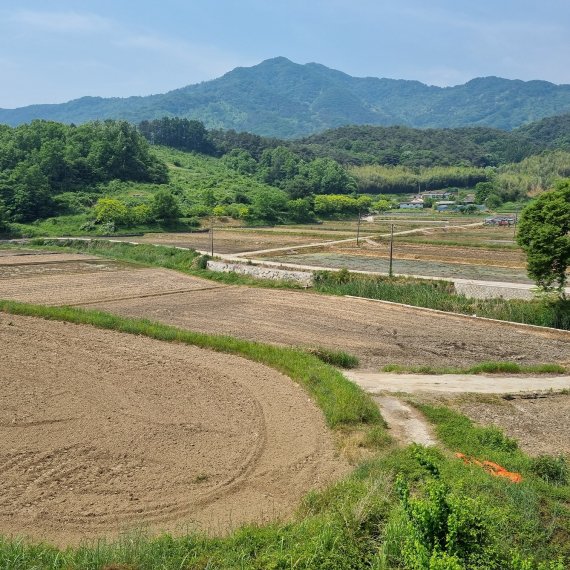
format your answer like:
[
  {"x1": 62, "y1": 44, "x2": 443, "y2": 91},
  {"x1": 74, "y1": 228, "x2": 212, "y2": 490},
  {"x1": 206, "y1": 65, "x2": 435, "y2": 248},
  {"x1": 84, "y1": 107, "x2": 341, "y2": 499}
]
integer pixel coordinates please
[
  {"x1": 0, "y1": 314, "x2": 347, "y2": 545},
  {"x1": 346, "y1": 371, "x2": 570, "y2": 394},
  {"x1": 374, "y1": 396, "x2": 436, "y2": 446},
  {"x1": 231, "y1": 222, "x2": 482, "y2": 258}
]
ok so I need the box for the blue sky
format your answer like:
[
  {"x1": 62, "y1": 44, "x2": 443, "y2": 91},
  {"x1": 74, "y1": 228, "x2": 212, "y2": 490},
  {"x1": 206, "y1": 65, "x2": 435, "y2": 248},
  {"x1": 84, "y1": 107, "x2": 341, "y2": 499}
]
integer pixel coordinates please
[{"x1": 1, "y1": 0, "x2": 569, "y2": 108}]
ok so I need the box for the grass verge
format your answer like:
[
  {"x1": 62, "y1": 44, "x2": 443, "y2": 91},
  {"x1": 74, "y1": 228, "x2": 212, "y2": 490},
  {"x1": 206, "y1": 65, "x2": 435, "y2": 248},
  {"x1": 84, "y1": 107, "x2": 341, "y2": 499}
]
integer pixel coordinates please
[
  {"x1": 382, "y1": 361, "x2": 567, "y2": 375},
  {"x1": 313, "y1": 269, "x2": 570, "y2": 330},
  {"x1": 306, "y1": 347, "x2": 360, "y2": 369}
]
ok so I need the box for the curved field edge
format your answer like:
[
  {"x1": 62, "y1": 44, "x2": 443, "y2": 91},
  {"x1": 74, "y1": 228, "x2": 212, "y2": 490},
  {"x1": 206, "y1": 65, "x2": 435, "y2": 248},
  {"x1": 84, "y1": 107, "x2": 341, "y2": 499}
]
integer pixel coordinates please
[{"x1": 0, "y1": 300, "x2": 379, "y2": 429}]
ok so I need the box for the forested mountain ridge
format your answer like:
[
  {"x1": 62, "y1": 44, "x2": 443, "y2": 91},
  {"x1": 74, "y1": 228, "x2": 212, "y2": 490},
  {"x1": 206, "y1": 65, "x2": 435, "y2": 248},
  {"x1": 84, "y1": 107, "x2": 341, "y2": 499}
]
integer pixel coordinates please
[{"x1": 2, "y1": 57, "x2": 570, "y2": 137}]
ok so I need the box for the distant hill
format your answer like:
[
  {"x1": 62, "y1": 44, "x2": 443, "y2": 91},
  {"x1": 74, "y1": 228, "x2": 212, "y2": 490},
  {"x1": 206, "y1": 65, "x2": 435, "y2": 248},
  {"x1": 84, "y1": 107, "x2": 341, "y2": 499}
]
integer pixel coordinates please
[
  {"x1": 2, "y1": 57, "x2": 570, "y2": 137},
  {"x1": 514, "y1": 112, "x2": 570, "y2": 151},
  {"x1": 293, "y1": 125, "x2": 537, "y2": 167}
]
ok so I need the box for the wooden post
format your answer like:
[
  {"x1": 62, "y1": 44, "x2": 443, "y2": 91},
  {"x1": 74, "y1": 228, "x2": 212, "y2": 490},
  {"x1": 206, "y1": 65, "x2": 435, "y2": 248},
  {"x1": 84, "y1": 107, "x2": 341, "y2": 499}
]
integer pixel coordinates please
[
  {"x1": 356, "y1": 210, "x2": 362, "y2": 246},
  {"x1": 210, "y1": 217, "x2": 214, "y2": 256}
]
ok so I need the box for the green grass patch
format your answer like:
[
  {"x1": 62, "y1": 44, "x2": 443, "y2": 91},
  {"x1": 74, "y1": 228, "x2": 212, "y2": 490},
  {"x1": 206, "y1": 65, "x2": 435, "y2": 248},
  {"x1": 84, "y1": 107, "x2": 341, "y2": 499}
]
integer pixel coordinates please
[
  {"x1": 382, "y1": 361, "x2": 567, "y2": 375},
  {"x1": 0, "y1": 300, "x2": 378, "y2": 429},
  {"x1": 306, "y1": 347, "x2": 360, "y2": 369},
  {"x1": 10, "y1": 214, "x2": 201, "y2": 238},
  {"x1": 313, "y1": 269, "x2": 570, "y2": 330}
]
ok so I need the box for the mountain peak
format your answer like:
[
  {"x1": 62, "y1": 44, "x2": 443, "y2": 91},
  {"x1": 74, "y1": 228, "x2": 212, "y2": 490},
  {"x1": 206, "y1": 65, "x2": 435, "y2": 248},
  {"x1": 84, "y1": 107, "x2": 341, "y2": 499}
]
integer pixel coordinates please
[{"x1": 2, "y1": 58, "x2": 570, "y2": 137}]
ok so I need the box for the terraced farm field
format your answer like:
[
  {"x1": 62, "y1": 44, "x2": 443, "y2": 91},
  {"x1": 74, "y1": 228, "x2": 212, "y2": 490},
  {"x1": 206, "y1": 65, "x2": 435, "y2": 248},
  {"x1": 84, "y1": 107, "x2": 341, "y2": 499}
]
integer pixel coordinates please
[
  {"x1": 1, "y1": 249, "x2": 568, "y2": 369},
  {"x1": 0, "y1": 313, "x2": 345, "y2": 544}
]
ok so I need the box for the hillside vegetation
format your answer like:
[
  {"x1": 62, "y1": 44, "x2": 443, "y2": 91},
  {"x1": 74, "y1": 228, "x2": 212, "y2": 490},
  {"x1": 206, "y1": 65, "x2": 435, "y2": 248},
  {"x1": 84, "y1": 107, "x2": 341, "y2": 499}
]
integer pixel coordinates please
[
  {"x1": 3, "y1": 116, "x2": 570, "y2": 237},
  {"x1": 2, "y1": 58, "x2": 570, "y2": 136}
]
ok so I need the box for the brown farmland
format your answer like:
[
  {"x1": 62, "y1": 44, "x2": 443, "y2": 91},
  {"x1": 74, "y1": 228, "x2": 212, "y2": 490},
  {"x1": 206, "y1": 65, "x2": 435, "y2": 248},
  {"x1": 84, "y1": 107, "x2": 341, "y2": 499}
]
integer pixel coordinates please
[
  {"x1": 0, "y1": 314, "x2": 345, "y2": 544},
  {"x1": 1, "y1": 250, "x2": 568, "y2": 369}
]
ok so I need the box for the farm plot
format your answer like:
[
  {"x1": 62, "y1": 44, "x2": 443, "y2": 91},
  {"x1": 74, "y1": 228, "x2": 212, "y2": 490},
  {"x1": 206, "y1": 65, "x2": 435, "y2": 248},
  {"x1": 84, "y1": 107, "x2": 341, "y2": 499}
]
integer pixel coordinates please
[
  {"x1": 333, "y1": 242, "x2": 526, "y2": 268},
  {"x1": 0, "y1": 251, "x2": 219, "y2": 305},
  {"x1": 113, "y1": 229, "x2": 345, "y2": 255},
  {"x1": 263, "y1": 251, "x2": 533, "y2": 283},
  {"x1": 89, "y1": 288, "x2": 570, "y2": 369},
  {"x1": 0, "y1": 314, "x2": 345, "y2": 545},
  {"x1": 1, "y1": 250, "x2": 568, "y2": 369},
  {"x1": 419, "y1": 393, "x2": 570, "y2": 457}
]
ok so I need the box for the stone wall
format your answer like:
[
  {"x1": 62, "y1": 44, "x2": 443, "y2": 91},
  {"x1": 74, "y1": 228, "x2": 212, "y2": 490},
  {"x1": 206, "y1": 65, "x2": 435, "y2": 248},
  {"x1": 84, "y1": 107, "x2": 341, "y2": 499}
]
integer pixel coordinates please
[{"x1": 207, "y1": 260, "x2": 313, "y2": 286}]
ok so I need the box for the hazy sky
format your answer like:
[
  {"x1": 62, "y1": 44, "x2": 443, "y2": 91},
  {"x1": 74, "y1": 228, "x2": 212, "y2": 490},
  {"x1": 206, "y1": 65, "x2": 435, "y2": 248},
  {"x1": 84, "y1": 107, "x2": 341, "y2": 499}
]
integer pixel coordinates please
[{"x1": 1, "y1": 0, "x2": 569, "y2": 108}]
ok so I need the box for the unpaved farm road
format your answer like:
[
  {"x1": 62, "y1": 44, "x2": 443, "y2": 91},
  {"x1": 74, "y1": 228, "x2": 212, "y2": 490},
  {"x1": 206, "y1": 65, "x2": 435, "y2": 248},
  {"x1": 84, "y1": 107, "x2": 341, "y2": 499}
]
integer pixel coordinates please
[
  {"x1": 346, "y1": 371, "x2": 570, "y2": 394},
  {"x1": 348, "y1": 371, "x2": 570, "y2": 448}
]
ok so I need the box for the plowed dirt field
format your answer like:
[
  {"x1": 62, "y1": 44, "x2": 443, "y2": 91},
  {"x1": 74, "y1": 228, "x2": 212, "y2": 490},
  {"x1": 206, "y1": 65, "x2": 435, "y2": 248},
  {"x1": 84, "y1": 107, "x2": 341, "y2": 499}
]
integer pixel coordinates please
[
  {"x1": 1, "y1": 250, "x2": 568, "y2": 369},
  {"x1": 0, "y1": 314, "x2": 345, "y2": 545}
]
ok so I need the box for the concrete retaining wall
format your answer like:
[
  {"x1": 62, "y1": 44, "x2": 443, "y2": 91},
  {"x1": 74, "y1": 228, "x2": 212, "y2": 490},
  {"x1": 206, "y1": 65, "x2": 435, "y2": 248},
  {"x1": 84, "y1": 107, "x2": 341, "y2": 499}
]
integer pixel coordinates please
[{"x1": 207, "y1": 260, "x2": 313, "y2": 286}]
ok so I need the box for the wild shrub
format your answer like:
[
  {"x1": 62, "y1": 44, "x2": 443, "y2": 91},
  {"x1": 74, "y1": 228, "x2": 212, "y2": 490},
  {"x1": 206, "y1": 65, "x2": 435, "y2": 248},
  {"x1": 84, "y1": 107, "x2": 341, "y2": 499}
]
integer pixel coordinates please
[
  {"x1": 395, "y1": 475, "x2": 499, "y2": 569},
  {"x1": 530, "y1": 455, "x2": 568, "y2": 485}
]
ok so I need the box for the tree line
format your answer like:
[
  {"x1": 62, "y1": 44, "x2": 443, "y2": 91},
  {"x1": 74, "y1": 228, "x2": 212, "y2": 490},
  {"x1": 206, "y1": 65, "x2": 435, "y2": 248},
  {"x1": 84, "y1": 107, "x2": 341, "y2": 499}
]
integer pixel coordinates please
[{"x1": 0, "y1": 120, "x2": 167, "y2": 223}]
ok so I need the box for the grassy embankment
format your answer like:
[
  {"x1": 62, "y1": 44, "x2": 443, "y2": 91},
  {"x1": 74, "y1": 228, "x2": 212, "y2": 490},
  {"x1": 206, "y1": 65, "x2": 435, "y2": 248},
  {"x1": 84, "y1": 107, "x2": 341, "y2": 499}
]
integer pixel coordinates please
[
  {"x1": 382, "y1": 362, "x2": 567, "y2": 375},
  {"x1": 313, "y1": 270, "x2": 570, "y2": 330},
  {"x1": 11, "y1": 238, "x2": 570, "y2": 330},
  {"x1": 0, "y1": 302, "x2": 568, "y2": 569},
  {"x1": 8, "y1": 215, "x2": 202, "y2": 238}
]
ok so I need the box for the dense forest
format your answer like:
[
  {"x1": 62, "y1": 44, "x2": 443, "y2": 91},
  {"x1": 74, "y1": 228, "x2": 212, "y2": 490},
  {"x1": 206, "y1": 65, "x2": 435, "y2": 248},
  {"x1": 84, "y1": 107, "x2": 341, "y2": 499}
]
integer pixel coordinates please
[
  {"x1": 0, "y1": 120, "x2": 166, "y2": 223},
  {"x1": 136, "y1": 114, "x2": 570, "y2": 169}
]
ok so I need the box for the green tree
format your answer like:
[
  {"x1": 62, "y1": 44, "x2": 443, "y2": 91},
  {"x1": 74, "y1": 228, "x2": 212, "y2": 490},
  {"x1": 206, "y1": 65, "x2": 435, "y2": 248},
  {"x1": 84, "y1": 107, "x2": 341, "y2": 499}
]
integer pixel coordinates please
[
  {"x1": 8, "y1": 163, "x2": 53, "y2": 222},
  {"x1": 474, "y1": 181, "x2": 495, "y2": 204},
  {"x1": 94, "y1": 198, "x2": 129, "y2": 226},
  {"x1": 221, "y1": 149, "x2": 258, "y2": 175},
  {"x1": 485, "y1": 193, "x2": 503, "y2": 210},
  {"x1": 150, "y1": 189, "x2": 181, "y2": 222},
  {"x1": 517, "y1": 180, "x2": 570, "y2": 292},
  {"x1": 0, "y1": 199, "x2": 10, "y2": 234},
  {"x1": 249, "y1": 188, "x2": 288, "y2": 223},
  {"x1": 373, "y1": 198, "x2": 392, "y2": 213},
  {"x1": 287, "y1": 198, "x2": 314, "y2": 223}
]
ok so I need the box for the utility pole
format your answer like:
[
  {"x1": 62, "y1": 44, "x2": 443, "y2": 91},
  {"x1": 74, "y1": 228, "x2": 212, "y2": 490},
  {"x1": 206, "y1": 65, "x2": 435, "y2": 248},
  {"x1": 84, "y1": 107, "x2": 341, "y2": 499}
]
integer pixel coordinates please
[
  {"x1": 210, "y1": 217, "x2": 214, "y2": 256},
  {"x1": 389, "y1": 223, "x2": 394, "y2": 277},
  {"x1": 513, "y1": 212, "x2": 518, "y2": 240},
  {"x1": 356, "y1": 209, "x2": 362, "y2": 246}
]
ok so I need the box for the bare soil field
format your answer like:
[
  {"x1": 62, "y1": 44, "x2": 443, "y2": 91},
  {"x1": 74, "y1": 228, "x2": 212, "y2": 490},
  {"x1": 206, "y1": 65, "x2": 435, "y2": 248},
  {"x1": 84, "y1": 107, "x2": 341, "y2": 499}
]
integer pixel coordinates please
[
  {"x1": 331, "y1": 242, "x2": 526, "y2": 268},
  {"x1": 1, "y1": 251, "x2": 568, "y2": 368},
  {"x1": 113, "y1": 230, "x2": 343, "y2": 255},
  {"x1": 0, "y1": 252, "x2": 219, "y2": 305},
  {"x1": 0, "y1": 314, "x2": 345, "y2": 545},
  {"x1": 90, "y1": 288, "x2": 569, "y2": 368},
  {"x1": 418, "y1": 393, "x2": 570, "y2": 457},
  {"x1": 0, "y1": 250, "x2": 100, "y2": 264},
  {"x1": 263, "y1": 251, "x2": 532, "y2": 283},
  {"x1": 391, "y1": 224, "x2": 520, "y2": 248}
]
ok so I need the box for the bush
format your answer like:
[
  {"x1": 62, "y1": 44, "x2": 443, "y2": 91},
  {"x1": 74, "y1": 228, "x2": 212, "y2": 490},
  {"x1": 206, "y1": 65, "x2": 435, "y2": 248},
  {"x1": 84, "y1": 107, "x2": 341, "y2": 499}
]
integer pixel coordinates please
[
  {"x1": 531, "y1": 455, "x2": 568, "y2": 485},
  {"x1": 94, "y1": 198, "x2": 129, "y2": 226},
  {"x1": 150, "y1": 189, "x2": 181, "y2": 222}
]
